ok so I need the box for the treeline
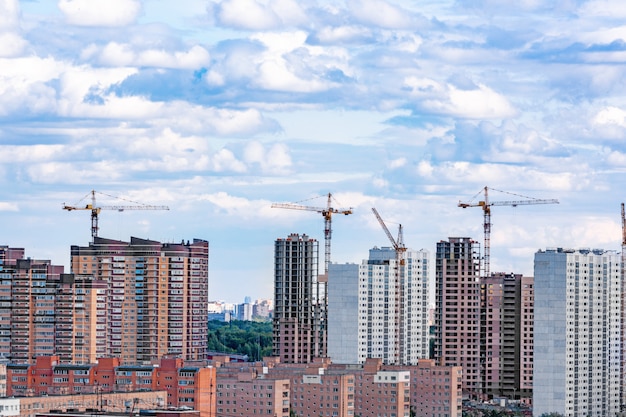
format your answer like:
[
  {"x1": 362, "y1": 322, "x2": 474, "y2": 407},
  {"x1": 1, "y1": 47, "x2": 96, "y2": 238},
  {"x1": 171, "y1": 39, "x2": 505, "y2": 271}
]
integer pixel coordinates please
[{"x1": 207, "y1": 320, "x2": 273, "y2": 361}]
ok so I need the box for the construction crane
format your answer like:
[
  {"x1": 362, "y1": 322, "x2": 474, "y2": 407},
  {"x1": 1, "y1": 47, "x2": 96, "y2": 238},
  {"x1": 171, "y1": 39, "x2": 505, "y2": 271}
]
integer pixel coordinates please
[
  {"x1": 63, "y1": 190, "x2": 169, "y2": 241},
  {"x1": 620, "y1": 203, "x2": 626, "y2": 410},
  {"x1": 271, "y1": 193, "x2": 353, "y2": 276},
  {"x1": 458, "y1": 186, "x2": 558, "y2": 277},
  {"x1": 371, "y1": 207, "x2": 406, "y2": 365}
]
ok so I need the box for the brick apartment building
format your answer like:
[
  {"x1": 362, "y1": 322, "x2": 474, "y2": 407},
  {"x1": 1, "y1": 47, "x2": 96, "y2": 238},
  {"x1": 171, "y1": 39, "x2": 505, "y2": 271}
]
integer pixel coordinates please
[
  {"x1": 0, "y1": 240, "x2": 209, "y2": 365},
  {"x1": 6, "y1": 356, "x2": 216, "y2": 417},
  {"x1": 216, "y1": 356, "x2": 461, "y2": 417}
]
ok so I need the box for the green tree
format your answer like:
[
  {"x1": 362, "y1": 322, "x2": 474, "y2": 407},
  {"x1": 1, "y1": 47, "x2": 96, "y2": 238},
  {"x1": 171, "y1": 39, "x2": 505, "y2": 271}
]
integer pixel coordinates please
[{"x1": 207, "y1": 320, "x2": 273, "y2": 361}]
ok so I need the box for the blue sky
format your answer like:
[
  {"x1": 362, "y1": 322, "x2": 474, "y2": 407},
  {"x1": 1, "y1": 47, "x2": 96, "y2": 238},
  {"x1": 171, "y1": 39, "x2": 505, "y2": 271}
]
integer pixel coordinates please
[{"x1": 2, "y1": 0, "x2": 626, "y2": 302}]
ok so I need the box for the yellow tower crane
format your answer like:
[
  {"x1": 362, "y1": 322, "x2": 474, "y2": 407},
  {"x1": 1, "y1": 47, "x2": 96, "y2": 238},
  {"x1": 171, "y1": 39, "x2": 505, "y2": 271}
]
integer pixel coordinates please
[
  {"x1": 271, "y1": 192, "x2": 352, "y2": 276},
  {"x1": 458, "y1": 186, "x2": 558, "y2": 277},
  {"x1": 63, "y1": 189, "x2": 169, "y2": 241},
  {"x1": 371, "y1": 207, "x2": 406, "y2": 365}
]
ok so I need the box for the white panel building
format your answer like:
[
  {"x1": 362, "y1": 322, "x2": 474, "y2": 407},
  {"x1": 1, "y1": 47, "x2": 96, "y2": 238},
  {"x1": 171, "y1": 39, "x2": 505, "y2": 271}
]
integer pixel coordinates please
[
  {"x1": 534, "y1": 248, "x2": 621, "y2": 417},
  {"x1": 328, "y1": 246, "x2": 429, "y2": 365}
]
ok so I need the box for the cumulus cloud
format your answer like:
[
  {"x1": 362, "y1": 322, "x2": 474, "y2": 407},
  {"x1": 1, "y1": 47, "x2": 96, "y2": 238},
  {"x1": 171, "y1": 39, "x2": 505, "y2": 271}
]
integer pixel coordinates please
[
  {"x1": 243, "y1": 141, "x2": 292, "y2": 174},
  {"x1": 58, "y1": 0, "x2": 142, "y2": 27},
  {"x1": 98, "y1": 43, "x2": 211, "y2": 69},
  {"x1": 593, "y1": 106, "x2": 626, "y2": 127},
  {"x1": 0, "y1": 0, "x2": 26, "y2": 57},
  {"x1": 209, "y1": 0, "x2": 307, "y2": 30},
  {"x1": 348, "y1": 0, "x2": 414, "y2": 29},
  {"x1": 406, "y1": 76, "x2": 517, "y2": 119}
]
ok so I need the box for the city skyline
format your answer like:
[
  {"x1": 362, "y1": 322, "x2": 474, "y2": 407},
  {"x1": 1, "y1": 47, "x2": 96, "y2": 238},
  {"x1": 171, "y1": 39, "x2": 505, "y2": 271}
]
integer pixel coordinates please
[{"x1": 2, "y1": 0, "x2": 626, "y2": 302}]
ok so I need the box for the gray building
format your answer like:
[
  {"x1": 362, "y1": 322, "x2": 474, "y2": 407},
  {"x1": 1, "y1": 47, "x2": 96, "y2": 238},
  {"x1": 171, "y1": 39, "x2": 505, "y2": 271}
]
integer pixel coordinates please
[
  {"x1": 272, "y1": 233, "x2": 324, "y2": 363},
  {"x1": 533, "y1": 248, "x2": 620, "y2": 417},
  {"x1": 328, "y1": 246, "x2": 430, "y2": 365}
]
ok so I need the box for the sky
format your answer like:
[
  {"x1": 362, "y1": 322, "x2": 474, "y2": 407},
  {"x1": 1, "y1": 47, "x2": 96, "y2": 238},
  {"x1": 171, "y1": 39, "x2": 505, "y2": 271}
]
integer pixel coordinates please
[{"x1": 2, "y1": 0, "x2": 626, "y2": 303}]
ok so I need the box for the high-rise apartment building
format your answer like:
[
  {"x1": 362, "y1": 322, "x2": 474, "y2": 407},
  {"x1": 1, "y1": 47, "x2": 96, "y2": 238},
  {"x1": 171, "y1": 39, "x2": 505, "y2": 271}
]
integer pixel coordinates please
[
  {"x1": 0, "y1": 246, "x2": 64, "y2": 361},
  {"x1": 533, "y1": 248, "x2": 621, "y2": 417},
  {"x1": 0, "y1": 245, "x2": 114, "y2": 364},
  {"x1": 273, "y1": 233, "x2": 324, "y2": 363},
  {"x1": 71, "y1": 237, "x2": 209, "y2": 364},
  {"x1": 480, "y1": 273, "x2": 533, "y2": 401},
  {"x1": 328, "y1": 246, "x2": 430, "y2": 365},
  {"x1": 435, "y1": 237, "x2": 481, "y2": 395}
]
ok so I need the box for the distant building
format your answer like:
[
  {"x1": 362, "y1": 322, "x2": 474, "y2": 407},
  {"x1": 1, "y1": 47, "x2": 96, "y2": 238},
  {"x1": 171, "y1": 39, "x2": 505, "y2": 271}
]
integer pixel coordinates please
[
  {"x1": 70, "y1": 237, "x2": 209, "y2": 364},
  {"x1": 235, "y1": 302, "x2": 252, "y2": 321},
  {"x1": 252, "y1": 299, "x2": 272, "y2": 320},
  {"x1": 273, "y1": 234, "x2": 325, "y2": 363},
  {"x1": 435, "y1": 237, "x2": 481, "y2": 396},
  {"x1": 533, "y1": 248, "x2": 621, "y2": 416},
  {"x1": 328, "y1": 246, "x2": 430, "y2": 365}
]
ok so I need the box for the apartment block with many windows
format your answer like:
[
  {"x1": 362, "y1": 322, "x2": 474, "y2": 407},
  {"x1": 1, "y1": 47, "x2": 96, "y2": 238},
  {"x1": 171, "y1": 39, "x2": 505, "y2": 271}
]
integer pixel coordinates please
[
  {"x1": 328, "y1": 246, "x2": 430, "y2": 365},
  {"x1": 70, "y1": 237, "x2": 209, "y2": 364}
]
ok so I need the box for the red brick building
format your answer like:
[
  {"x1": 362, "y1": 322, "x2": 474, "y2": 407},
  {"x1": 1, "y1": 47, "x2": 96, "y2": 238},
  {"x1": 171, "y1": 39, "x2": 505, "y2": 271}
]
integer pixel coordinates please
[{"x1": 6, "y1": 356, "x2": 216, "y2": 417}]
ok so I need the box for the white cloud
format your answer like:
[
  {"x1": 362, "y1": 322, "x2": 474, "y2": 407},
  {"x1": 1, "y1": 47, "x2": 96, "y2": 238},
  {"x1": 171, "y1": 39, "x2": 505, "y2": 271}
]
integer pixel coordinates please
[
  {"x1": 250, "y1": 31, "x2": 335, "y2": 92},
  {"x1": 98, "y1": 43, "x2": 211, "y2": 69},
  {"x1": 212, "y1": 149, "x2": 247, "y2": 173},
  {"x1": 0, "y1": 0, "x2": 26, "y2": 57},
  {"x1": 0, "y1": 202, "x2": 18, "y2": 211},
  {"x1": 424, "y1": 83, "x2": 517, "y2": 119},
  {"x1": 578, "y1": 0, "x2": 626, "y2": 19},
  {"x1": 210, "y1": 0, "x2": 307, "y2": 30},
  {"x1": 0, "y1": 0, "x2": 20, "y2": 30},
  {"x1": 388, "y1": 157, "x2": 407, "y2": 169},
  {"x1": 348, "y1": 0, "x2": 413, "y2": 29},
  {"x1": 58, "y1": 0, "x2": 142, "y2": 27},
  {"x1": 0, "y1": 144, "x2": 67, "y2": 163},
  {"x1": 243, "y1": 141, "x2": 292, "y2": 174},
  {"x1": 0, "y1": 32, "x2": 27, "y2": 57},
  {"x1": 593, "y1": 106, "x2": 626, "y2": 127},
  {"x1": 607, "y1": 150, "x2": 626, "y2": 166},
  {"x1": 315, "y1": 25, "x2": 372, "y2": 44}
]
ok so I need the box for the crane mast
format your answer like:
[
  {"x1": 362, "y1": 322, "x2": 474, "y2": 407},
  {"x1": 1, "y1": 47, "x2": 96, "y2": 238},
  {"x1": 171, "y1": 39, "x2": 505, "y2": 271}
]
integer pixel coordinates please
[
  {"x1": 372, "y1": 207, "x2": 406, "y2": 365},
  {"x1": 459, "y1": 186, "x2": 559, "y2": 277},
  {"x1": 63, "y1": 190, "x2": 169, "y2": 241},
  {"x1": 271, "y1": 193, "x2": 352, "y2": 275},
  {"x1": 621, "y1": 203, "x2": 626, "y2": 411}
]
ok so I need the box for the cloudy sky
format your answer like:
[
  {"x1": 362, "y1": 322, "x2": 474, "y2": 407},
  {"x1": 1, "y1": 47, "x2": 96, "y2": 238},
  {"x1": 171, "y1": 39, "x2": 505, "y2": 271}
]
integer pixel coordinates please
[{"x1": 2, "y1": 0, "x2": 626, "y2": 302}]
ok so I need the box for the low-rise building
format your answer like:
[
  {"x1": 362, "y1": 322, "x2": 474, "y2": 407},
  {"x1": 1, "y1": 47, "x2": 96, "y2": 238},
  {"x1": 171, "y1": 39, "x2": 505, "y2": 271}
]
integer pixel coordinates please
[{"x1": 6, "y1": 356, "x2": 216, "y2": 417}]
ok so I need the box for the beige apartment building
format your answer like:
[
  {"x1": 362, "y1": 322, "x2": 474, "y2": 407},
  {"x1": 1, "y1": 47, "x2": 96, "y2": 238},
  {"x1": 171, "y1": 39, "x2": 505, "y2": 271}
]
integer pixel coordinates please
[
  {"x1": 70, "y1": 237, "x2": 209, "y2": 364},
  {"x1": 0, "y1": 238, "x2": 208, "y2": 365}
]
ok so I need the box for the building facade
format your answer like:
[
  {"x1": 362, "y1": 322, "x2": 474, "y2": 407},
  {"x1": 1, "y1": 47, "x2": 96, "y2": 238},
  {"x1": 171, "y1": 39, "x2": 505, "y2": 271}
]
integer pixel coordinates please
[
  {"x1": 533, "y1": 248, "x2": 621, "y2": 417},
  {"x1": 70, "y1": 237, "x2": 209, "y2": 364},
  {"x1": 273, "y1": 234, "x2": 324, "y2": 363},
  {"x1": 215, "y1": 372, "x2": 290, "y2": 417},
  {"x1": 328, "y1": 246, "x2": 430, "y2": 365},
  {"x1": 6, "y1": 355, "x2": 216, "y2": 417},
  {"x1": 480, "y1": 273, "x2": 533, "y2": 402},
  {"x1": 435, "y1": 237, "x2": 481, "y2": 396},
  {"x1": 0, "y1": 246, "x2": 80, "y2": 362}
]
